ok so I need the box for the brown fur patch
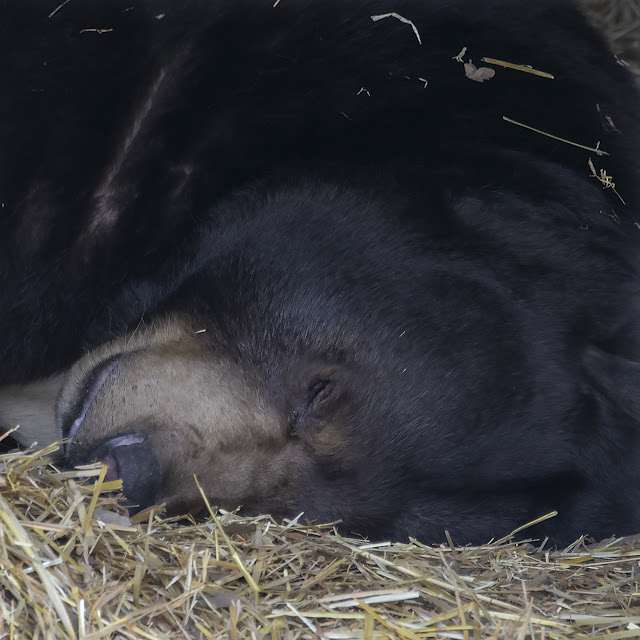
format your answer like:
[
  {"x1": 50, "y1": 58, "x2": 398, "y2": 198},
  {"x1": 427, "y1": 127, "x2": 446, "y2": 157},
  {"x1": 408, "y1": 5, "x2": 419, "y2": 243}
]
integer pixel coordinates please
[{"x1": 59, "y1": 315, "x2": 314, "y2": 515}]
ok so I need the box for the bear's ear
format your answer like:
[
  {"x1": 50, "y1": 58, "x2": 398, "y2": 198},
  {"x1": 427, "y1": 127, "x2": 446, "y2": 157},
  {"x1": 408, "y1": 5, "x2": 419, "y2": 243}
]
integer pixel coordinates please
[{"x1": 583, "y1": 346, "x2": 640, "y2": 423}]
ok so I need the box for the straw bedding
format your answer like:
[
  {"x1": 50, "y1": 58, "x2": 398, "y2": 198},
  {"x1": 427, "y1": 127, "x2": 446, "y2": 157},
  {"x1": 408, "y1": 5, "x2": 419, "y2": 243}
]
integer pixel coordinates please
[
  {"x1": 1, "y1": 1, "x2": 640, "y2": 638},
  {"x1": 2, "y1": 443, "x2": 640, "y2": 639},
  {"x1": 583, "y1": 0, "x2": 640, "y2": 78}
]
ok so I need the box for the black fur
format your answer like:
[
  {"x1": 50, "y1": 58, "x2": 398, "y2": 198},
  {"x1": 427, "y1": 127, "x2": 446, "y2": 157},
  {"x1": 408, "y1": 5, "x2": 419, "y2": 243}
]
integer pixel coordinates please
[{"x1": 1, "y1": 0, "x2": 640, "y2": 545}]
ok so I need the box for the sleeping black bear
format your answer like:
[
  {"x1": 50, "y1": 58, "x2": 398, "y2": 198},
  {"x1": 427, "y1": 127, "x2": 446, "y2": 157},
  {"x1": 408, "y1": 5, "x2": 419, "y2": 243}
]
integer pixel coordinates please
[{"x1": 1, "y1": 0, "x2": 639, "y2": 546}]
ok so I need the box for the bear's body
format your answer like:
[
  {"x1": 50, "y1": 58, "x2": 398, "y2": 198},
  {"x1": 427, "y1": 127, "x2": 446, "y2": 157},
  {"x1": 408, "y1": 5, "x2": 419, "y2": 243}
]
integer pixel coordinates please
[{"x1": 1, "y1": 0, "x2": 639, "y2": 545}]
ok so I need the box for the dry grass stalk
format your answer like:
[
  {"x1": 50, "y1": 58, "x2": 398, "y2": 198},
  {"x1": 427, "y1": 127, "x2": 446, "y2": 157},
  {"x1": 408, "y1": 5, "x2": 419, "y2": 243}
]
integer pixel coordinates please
[
  {"x1": 582, "y1": 0, "x2": 640, "y2": 78},
  {"x1": 2, "y1": 445, "x2": 640, "y2": 639}
]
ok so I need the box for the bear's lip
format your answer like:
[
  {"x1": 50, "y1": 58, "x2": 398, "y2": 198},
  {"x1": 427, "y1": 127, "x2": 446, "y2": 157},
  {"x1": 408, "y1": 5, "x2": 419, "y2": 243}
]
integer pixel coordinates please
[{"x1": 63, "y1": 356, "x2": 120, "y2": 456}]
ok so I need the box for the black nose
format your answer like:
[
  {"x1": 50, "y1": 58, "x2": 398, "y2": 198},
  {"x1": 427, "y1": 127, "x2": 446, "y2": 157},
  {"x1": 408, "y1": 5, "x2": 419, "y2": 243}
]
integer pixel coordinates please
[{"x1": 73, "y1": 433, "x2": 161, "y2": 513}]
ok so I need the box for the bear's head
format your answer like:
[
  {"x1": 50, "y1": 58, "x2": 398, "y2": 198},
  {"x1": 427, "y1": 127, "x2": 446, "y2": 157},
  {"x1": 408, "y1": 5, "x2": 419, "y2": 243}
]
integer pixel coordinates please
[
  {"x1": 50, "y1": 183, "x2": 640, "y2": 545},
  {"x1": 56, "y1": 184, "x2": 556, "y2": 543}
]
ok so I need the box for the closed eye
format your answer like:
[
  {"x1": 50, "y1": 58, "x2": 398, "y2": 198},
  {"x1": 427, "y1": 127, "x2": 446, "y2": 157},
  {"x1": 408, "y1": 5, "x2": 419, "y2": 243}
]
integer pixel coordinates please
[
  {"x1": 306, "y1": 379, "x2": 334, "y2": 406},
  {"x1": 288, "y1": 378, "x2": 335, "y2": 434}
]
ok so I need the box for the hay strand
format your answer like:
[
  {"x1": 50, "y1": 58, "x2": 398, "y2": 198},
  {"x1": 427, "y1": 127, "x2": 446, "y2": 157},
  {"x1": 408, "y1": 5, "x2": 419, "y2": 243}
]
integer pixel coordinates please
[{"x1": 2, "y1": 447, "x2": 640, "y2": 639}]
